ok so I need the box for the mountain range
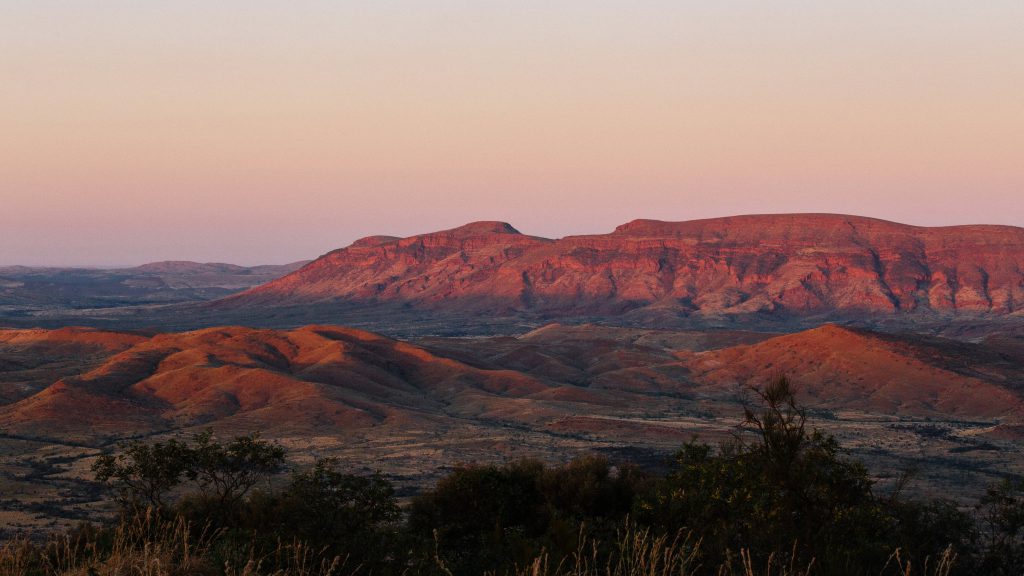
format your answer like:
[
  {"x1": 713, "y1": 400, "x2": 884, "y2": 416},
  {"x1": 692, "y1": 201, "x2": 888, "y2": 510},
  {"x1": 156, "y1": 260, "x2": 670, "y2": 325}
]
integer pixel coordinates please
[
  {"x1": 2, "y1": 213, "x2": 1023, "y2": 532},
  {"x1": 226, "y1": 214, "x2": 1024, "y2": 317},
  {"x1": 4, "y1": 214, "x2": 1023, "y2": 335}
]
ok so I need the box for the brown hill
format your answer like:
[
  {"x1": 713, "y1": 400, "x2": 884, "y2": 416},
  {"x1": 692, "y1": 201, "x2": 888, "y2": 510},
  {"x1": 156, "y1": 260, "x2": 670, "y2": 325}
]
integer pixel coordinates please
[
  {"x1": 3, "y1": 323, "x2": 1024, "y2": 520},
  {"x1": 415, "y1": 323, "x2": 1024, "y2": 420},
  {"x1": 0, "y1": 327, "x2": 148, "y2": 404},
  {"x1": 129, "y1": 260, "x2": 310, "y2": 285},
  {"x1": 221, "y1": 215, "x2": 1024, "y2": 321},
  {"x1": 675, "y1": 324, "x2": 1024, "y2": 418},
  {"x1": 0, "y1": 325, "x2": 552, "y2": 443},
  {"x1": 417, "y1": 324, "x2": 772, "y2": 394},
  {"x1": 3, "y1": 323, "x2": 1021, "y2": 443},
  {"x1": 0, "y1": 327, "x2": 147, "y2": 352}
]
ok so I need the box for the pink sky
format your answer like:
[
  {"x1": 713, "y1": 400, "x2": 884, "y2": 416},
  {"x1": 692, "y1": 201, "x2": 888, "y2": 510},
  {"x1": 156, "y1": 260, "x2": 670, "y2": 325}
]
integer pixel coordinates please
[{"x1": 1, "y1": 2, "x2": 1022, "y2": 266}]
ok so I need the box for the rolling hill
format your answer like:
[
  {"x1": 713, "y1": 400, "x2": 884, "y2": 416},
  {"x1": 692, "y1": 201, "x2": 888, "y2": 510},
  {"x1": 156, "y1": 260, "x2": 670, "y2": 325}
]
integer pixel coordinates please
[{"x1": 2, "y1": 320, "x2": 1024, "y2": 527}]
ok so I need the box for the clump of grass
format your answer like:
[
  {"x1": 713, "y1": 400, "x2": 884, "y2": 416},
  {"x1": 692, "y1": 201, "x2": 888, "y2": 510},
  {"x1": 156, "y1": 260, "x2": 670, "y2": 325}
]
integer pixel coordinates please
[
  {"x1": 0, "y1": 511, "x2": 349, "y2": 576},
  {"x1": 0, "y1": 514, "x2": 964, "y2": 576},
  {"x1": 0, "y1": 538, "x2": 36, "y2": 576},
  {"x1": 508, "y1": 523, "x2": 959, "y2": 576},
  {"x1": 0, "y1": 510, "x2": 215, "y2": 576},
  {"x1": 222, "y1": 539, "x2": 349, "y2": 576},
  {"x1": 879, "y1": 546, "x2": 957, "y2": 576},
  {"x1": 512, "y1": 524, "x2": 703, "y2": 576}
]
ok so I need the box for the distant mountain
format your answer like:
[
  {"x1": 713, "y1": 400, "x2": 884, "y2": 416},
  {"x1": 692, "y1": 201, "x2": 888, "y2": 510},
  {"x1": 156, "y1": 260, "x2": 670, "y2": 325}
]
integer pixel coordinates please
[
  {"x1": 0, "y1": 260, "x2": 310, "y2": 313},
  {"x1": 219, "y1": 215, "x2": 1024, "y2": 324},
  {"x1": 130, "y1": 260, "x2": 308, "y2": 278}
]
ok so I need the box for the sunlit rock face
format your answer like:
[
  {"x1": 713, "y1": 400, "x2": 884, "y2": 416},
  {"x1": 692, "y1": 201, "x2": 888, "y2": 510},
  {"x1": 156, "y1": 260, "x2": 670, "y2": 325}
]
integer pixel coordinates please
[{"x1": 225, "y1": 215, "x2": 1024, "y2": 318}]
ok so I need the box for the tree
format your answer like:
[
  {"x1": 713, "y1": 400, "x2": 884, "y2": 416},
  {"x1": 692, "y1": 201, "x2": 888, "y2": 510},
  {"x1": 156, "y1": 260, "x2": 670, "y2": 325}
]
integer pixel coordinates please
[
  {"x1": 407, "y1": 459, "x2": 548, "y2": 575},
  {"x1": 189, "y1": 430, "x2": 285, "y2": 508},
  {"x1": 977, "y1": 478, "x2": 1024, "y2": 574},
  {"x1": 741, "y1": 374, "x2": 808, "y2": 474},
  {"x1": 92, "y1": 437, "x2": 193, "y2": 510},
  {"x1": 269, "y1": 458, "x2": 401, "y2": 571},
  {"x1": 92, "y1": 431, "x2": 284, "y2": 514},
  {"x1": 743, "y1": 376, "x2": 882, "y2": 562},
  {"x1": 637, "y1": 375, "x2": 891, "y2": 573}
]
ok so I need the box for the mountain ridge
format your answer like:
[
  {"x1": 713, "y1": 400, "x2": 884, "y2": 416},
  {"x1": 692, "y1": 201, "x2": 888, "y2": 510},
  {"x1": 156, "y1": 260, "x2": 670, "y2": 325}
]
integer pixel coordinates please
[{"x1": 220, "y1": 214, "x2": 1024, "y2": 320}]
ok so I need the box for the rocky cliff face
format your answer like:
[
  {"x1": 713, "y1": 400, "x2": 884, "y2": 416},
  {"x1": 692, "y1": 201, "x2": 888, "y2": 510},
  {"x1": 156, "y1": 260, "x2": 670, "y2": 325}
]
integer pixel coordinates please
[{"x1": 225, "y1": 215, "x2": 1024, "y2": 318}]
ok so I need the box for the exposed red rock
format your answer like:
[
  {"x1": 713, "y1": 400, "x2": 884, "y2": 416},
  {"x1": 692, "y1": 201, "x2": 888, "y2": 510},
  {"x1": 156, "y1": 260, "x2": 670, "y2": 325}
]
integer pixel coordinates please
[
  {"x1": 675, "y1": 324, "x2": 1024, "y2": 418},
  {"x1": 0, "y1": 327, "x2": 149, "y2": 404},
  {"x1": 0, "y1": 327, "x2": 147, "y2": 352},
  {"x1": 418, "y1": 322, "x2": 1024, "y2": 421},
  {"x1": 224, "y1": 214, "x2": 1024, "y2": 318},
  {"x1": 5, "y1": 323, "x2": 1022, "y2": 440},
  {"x1": 0, "y1": 325, "x2": 550, "y2": 442},
  {"x1": 3, "y1": 323, "x2": 1023, "y2": 508}
]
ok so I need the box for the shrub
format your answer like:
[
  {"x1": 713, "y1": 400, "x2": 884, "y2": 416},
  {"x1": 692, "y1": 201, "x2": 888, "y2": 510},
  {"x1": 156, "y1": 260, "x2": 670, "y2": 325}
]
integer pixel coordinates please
[
  {"x1": 408, "y1": 459, "x2": 548, "y2": 574},
  {"x1": 92, "y1": 437, "x2": 194, "y2": 510},
  {"x1": 93, "y1": 431, "x2": 284, "y2": 520},
  {"x1": 636, "y1": 376, "x2": 904, "y2": 573},
  {"x1": 239, "y1": 458, "x2": 401, "y2": 574},
  {"x1": 188, "y1": 431, "x2": 285, "y2": 510},
  {"x1": 977, "y1": 478, "x2": 1024, "y2": 575}
]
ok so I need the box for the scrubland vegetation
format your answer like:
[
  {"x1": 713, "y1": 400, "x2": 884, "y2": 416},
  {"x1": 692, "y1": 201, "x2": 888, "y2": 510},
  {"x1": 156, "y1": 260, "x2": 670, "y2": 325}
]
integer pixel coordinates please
[{"x1": 2, "y1": 377, "x2": 1023, "y2": 576}]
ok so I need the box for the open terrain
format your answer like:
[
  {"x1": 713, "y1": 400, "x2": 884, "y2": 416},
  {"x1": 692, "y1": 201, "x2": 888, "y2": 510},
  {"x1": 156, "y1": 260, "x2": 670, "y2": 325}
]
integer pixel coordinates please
[
  {"x1": 2, "y1": 214, "x2": 1022, "y2": 537},
  {"x1": 1, "y1": 322, "x2": 1022, "y2": 536},
  {"x1": 0, "y1": 260, "x2": 307, "y2": 326}
]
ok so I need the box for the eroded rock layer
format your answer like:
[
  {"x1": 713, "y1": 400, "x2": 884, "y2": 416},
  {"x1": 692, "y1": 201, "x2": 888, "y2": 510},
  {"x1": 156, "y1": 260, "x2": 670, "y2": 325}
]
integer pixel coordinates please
[{"x1": 225, "y1": 215, "x2": 1024, "y2": 319}]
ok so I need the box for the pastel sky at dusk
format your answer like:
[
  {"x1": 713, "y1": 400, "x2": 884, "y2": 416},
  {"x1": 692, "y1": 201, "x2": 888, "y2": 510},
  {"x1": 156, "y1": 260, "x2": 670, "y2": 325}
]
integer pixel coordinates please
[{"x1": 2, "y1": 1, "x2": 1022, "y2": 266}]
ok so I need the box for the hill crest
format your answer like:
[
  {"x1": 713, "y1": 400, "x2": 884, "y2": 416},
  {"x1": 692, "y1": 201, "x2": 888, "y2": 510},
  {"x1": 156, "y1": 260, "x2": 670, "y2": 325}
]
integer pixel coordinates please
[{"x1": 221, "y1": 214, "x2": 1024, "y2": 319}]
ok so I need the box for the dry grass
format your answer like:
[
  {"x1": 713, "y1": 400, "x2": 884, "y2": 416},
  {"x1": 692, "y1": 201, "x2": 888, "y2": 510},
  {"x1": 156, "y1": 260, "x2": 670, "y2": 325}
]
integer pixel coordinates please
[
  {"x1": 0, "y1": 510, "x2": 350, "y2": 576},
  {"x1": 877, "y1": 546, "x2": 957, "y2": 576},
  {"x1": 221, "y1": 541, "x2": 350, "y2": 576},
  {"x1": 0, "y1": 510, "x2": 213, "y2": 576},
  {"x1": 506, "y1": 523, "x2": 818, "y2": 576},
  {"x1": 1, "y1": 516, "x2": 959, "y2": 576},
  {"x1": 509, "y1": 526, "x2": 704, "y2": 576},
  {"x1": 508, "y1": 524, "x2": 958, "y2": 576}
]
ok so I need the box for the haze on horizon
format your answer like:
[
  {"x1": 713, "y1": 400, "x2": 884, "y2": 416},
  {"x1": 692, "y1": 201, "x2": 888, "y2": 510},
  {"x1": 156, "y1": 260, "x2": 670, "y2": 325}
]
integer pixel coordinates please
[{"x1": 2, "y1": 1, "x2": 1022, "y2": 267}]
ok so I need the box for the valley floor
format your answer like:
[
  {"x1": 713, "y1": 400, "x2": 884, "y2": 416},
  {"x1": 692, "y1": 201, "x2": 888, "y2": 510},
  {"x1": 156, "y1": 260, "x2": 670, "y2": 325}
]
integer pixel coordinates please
[{"x1": 1, "y1": 322, "x2": 1023, "y2": 536}]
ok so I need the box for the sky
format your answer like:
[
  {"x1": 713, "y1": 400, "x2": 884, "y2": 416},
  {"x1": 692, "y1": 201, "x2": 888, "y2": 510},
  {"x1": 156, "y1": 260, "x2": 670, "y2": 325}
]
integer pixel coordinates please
[{"x1": 1, "y1": 1, "x2": 1022, "y2": 266}]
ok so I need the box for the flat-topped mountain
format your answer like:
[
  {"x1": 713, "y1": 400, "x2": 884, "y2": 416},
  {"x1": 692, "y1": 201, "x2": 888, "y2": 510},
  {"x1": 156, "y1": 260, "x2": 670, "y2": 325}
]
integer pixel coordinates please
[{"x1": 222, "y1": 214, "x2": 1024, "y2": 321}]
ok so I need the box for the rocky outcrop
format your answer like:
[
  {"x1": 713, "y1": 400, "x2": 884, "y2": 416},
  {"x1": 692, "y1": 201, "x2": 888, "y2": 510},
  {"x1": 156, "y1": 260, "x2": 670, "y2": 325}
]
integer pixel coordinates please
[{"x1": 224, "y1": 215, "x2": 1024, "y2": 319}]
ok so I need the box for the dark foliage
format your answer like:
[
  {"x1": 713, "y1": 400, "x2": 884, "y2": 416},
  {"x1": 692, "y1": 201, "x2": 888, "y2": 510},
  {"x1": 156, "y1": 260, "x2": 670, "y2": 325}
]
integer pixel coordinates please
[
  {"x1": 240, "y1": 457, "x2": 402, "y2": 573},
  {"x1": 73, "y1": 376, "x2": 1024, "y2": 576},
  {"x1": 977, "y1": 478, "x2": 1024, "y2": 575},
  {"x1": 92, "y1": 437, "x2": 194, "y2": 510},
  {"x1": 635, "y1": 376, "x2": 897, "y2": 573},
  {"x1": 92, "y1": 430, "x2": 284, "y2": 519}
]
